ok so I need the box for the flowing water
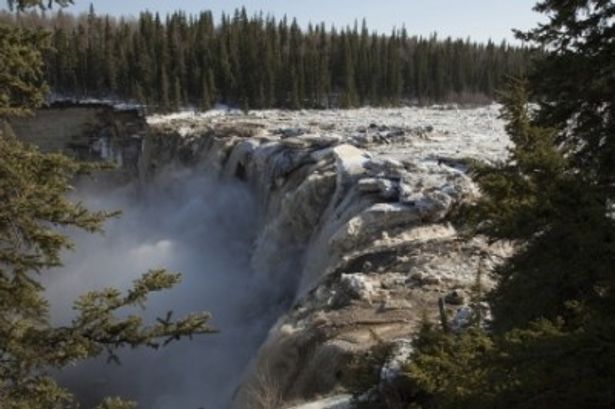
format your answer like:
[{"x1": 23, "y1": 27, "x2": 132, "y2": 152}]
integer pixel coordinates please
[{"x1": 45, "y1": 168, "x2": 281, "y2": 409}]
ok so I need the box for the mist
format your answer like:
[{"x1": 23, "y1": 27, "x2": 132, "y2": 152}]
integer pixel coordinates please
[{"x1": 44, "y1": 168, "x2": 281, "y2": 409}]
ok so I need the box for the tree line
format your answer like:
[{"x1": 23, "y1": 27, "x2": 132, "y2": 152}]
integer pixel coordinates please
[{"x1": 1, "y1": 6, "x2": 533, "y2": 111}]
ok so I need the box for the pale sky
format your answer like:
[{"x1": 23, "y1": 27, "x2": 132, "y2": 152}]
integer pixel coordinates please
[{"x1": 13, "y1": 1, "x2": 544, "y2": 43}]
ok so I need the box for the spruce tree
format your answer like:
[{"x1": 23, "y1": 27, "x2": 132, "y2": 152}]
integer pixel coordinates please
[
  {"x1": 522, "y1": 0, "x2": 615, "y2": 195},
  {"x1": 1, "y1": 2, "x2": 215, "y2": 408},
  {"x1": 102, "y1": 16, "x2": 116, "y2": 94},
  {"x1": 159, "y1": 67, "x2": 170, "y2": 112},
  {"x1": 340, "y1": 32, "x2": 358, "y2": 108},
  {"x1": 206, "y1": 67, "x2": 217, "y2": 106},
  {"x1": 172, "y1": 74, "x2": 182, "y2": 111},
  {"x1": 0, "y1": 23, "x2": 48, "y2": 116},
  {"x1": 394, "y1": 2, "x2": 615, "y2": 408},
  {"x1": 387, "y1": 33, "x2": 403, "y2": 105},
  {"x1": 217, "y1": 33, "x2": 234, "y2": 104},
  {"x1": 200, "y1": 73, "x2": 212, "y2": 111},
  {"x1": 289, "y1": 66, "x2": 301, "y2": 110},
  {"x1": 3, "y1": 4, "x2": 534, "y2": 110}
]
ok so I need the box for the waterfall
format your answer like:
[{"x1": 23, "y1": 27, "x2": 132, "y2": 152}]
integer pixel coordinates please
[
  {"x1": 45, "y1": 168, "x2": 284, "y2": 408},
  {"x1": 40, "y1": 104, "x2": 509, "y2": 409}
]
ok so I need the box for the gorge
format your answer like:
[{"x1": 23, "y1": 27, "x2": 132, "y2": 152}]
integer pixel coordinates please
[{"x1": 13, "y1": 103, "x2": 511, "y2": 409}]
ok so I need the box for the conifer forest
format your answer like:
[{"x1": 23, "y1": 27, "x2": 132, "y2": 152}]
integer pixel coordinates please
[{"x1": 1, "y1": 7, "x2": 532, "y2": 111}]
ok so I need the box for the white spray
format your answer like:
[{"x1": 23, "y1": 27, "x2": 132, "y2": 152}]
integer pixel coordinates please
[{"x1": 44, "y1": 168, "x2": 282, "y2": 409}]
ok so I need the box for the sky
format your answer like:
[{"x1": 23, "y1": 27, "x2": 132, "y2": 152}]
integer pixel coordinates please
[{"x1": 33, "y1": 0, "x2": 542, "y2": 43}]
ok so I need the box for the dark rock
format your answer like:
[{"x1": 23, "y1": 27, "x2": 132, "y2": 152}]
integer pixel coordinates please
[{"x1": 445, "y1": 290, "x2": 465, "y2": 305}]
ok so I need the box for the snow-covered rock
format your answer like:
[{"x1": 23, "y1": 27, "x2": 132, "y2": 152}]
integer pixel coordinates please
[
  {"x1": 146, "y1": 105, "x2": 511, "y2": 408},
  {"x1": 380, "y1": 340, "x2": 414, "y2": 384},
  {"x1": 287, "y1": 395, "x2": 352, "y2": 409}
]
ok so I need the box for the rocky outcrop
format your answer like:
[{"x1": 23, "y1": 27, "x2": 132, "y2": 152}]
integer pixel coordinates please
[
  {"x1": 146, "y1": 106, "x2": 511, "y2": 408},
  {"x1": 9, "y1": 102, "x2": 147, "y2": 183}
]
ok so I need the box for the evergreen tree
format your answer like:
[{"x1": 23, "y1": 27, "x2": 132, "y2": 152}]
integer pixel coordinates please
[
  {"x1": 172, "y1": 74, "x2": 182, "y2": 111},
  {"x1": 3, "y1": 5, "x2": 534, "y2": 110},
  {"x1": 0, "y1": 23, "x2": 48, "y2": 116},
  {"x1": 199, "y1": 73, "x2": 212, "y2": 111},
  {"x1": 217, "y1": 30, "x2": 235, "y2": 103},
  {"x1": 391, "y1": 2, "x2": 615, "y2": 408},
  {"x1": 387, "y1": 32, "x2": 403, "y2": 104},
  {"x1": 522, "y1": 0, "x2": 615, "y2": 196},
  {"x1": 206, "y1": 67, "x2": 217, "y2": 106},
  {"x1": 289, "y1": 66, "x2": 301, "y2": 109},
  {"x1": 0, "y1": 2, "x2": 215, "y2": 408},
  {"x1": 102, "y1": 16, "x2": 116, "y2": 93},
  {"x1": 316, "y1": 24, "x2": 331, "y2": 108},
  {"x1": 340, "y1": 32, "x2": 358, "y2": 108}
]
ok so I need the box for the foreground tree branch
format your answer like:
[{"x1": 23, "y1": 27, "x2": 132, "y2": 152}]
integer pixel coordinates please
[{"x1": 0, "y1": 1, "x2": 217, "y2": 407}]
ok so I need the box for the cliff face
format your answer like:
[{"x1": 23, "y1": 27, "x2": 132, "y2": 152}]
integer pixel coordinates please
[
  {"x1": 146, "y1": 106, "x2": 511, "y2": 408},
  {"x1": 9, "y1": 102, "x2": 147, "y2": 183},
  {"x1": 10, "y1": 102, "x2": 510, "y2": 407}
]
